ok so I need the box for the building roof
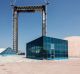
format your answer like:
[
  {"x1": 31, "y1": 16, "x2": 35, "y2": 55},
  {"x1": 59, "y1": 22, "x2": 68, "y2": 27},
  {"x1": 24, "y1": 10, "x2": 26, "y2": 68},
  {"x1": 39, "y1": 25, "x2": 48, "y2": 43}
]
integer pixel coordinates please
[
  {"x1": 65, "y1": 36, "x2": 80, "y2": 41},
  {"x1": 0, "y1": 48, "x2": 6, "y2": 53},
  {"x1": 0, "y1": 48, "x2": 16, "y2": 55}
]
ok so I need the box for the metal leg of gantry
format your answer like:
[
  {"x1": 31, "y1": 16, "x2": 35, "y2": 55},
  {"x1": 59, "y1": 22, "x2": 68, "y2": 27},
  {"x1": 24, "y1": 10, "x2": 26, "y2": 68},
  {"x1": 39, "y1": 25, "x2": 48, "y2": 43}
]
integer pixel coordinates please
[
  {"x1": 42, "y1": 5, "x2": 47, "y2": 36},
  {"x1": 13, "y1": 9, "x2": 18, "y2": 53}
]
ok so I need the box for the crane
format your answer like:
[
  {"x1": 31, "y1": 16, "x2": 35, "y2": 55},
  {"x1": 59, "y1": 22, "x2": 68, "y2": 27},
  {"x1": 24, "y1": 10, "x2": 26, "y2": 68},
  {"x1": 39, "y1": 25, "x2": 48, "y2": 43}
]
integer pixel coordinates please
[{"x1": 11, "y1": 0, "x2": 50, "y2": 53}]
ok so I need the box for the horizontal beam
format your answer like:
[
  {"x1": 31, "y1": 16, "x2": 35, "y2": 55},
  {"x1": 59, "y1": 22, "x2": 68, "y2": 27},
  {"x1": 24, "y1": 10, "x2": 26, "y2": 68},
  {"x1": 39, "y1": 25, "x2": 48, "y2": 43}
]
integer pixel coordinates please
[{"x1": 14, "y1": 5, "x2": 45, "y2": 12}]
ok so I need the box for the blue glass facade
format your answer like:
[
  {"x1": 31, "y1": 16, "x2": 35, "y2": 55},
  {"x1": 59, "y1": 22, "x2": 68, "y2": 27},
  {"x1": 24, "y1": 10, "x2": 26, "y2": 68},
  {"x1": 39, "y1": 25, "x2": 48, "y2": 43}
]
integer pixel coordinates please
[{"x1": 26, "y1": 36, "x2": 68, "y2": 60}]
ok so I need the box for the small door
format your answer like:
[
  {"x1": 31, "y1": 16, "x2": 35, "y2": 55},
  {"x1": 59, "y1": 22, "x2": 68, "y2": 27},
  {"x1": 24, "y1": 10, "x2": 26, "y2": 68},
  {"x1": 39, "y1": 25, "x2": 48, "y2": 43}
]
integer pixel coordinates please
[{"x1": 49, "y1": 50, "x2": 55, "y2": 59}]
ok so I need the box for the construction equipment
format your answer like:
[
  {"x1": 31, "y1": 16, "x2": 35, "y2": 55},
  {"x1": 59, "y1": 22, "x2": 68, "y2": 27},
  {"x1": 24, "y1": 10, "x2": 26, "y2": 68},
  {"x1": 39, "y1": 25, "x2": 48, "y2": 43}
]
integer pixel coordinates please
[{"x1": 11, "y1": 0, "x2": 48, "y2": 53}]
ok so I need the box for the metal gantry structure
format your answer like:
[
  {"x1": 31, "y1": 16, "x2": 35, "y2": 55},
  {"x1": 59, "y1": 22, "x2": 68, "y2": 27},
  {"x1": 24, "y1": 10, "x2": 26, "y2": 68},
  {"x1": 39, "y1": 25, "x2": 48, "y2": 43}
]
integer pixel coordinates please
[{"x1": 12, "y1": 1, "x2": 47, "y2": 53}]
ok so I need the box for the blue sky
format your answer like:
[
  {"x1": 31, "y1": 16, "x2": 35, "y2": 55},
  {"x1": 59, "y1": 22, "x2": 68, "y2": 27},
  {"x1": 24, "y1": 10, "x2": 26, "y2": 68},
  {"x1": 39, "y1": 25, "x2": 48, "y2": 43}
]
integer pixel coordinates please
[{"x1": 0, "y1": 0, "x2": 80, "y2": 52}]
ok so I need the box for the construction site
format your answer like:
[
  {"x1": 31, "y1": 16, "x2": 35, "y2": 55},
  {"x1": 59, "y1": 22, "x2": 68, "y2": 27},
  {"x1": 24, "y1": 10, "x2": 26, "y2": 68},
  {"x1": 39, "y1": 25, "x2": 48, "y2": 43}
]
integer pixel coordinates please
[
  {"x1": 11, "y1": 0, "x2": 69, "y2": 60},
  {"x1": 0, "y1": 0, "x2": 68, "y2": 59},
  {"x1": 0, "y1": 0, "x2": 80, "y2": 74}
]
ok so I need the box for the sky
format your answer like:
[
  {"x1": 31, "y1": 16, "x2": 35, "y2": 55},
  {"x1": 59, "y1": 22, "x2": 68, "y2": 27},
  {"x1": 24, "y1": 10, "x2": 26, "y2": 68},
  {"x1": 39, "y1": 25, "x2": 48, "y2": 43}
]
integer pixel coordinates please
[{"x1": 0, "y1": 0, "x2": 80, "y2": 52}]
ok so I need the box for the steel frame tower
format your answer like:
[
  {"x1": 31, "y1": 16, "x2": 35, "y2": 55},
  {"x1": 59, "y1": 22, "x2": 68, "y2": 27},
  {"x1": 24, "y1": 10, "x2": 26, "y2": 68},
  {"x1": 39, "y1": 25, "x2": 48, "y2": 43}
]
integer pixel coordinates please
[{"x1": 13, "y1": 5, "x2": 47, "y2": 53}]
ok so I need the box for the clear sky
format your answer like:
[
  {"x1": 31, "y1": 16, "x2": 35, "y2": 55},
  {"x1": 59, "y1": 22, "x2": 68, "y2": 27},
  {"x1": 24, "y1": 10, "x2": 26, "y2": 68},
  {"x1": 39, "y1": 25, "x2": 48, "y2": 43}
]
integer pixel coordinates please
[{"x1": 0, "y1": 0, "x2": 80, "y2": 52}]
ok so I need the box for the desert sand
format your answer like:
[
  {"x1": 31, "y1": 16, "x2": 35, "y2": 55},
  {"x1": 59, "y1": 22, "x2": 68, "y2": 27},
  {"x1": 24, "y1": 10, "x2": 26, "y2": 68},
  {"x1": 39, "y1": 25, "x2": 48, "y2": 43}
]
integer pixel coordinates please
[{"x1": 0, "y1": 55, "x2": 80, "y2": 74}]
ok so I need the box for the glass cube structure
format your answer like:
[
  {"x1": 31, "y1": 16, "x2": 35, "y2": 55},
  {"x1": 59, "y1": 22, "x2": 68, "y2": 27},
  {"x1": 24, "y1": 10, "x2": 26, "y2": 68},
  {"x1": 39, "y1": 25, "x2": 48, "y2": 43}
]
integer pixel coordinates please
[{"x1": 26, "y1": 36, "x2": 68, "y2": 60}]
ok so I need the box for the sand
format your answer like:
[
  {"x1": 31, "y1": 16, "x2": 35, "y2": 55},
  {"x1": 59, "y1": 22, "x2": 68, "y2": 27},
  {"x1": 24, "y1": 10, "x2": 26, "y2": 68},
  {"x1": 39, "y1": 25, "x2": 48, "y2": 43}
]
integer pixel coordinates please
[{"x1": 0, "y1": 55, "x2": 80, "y2": 74}]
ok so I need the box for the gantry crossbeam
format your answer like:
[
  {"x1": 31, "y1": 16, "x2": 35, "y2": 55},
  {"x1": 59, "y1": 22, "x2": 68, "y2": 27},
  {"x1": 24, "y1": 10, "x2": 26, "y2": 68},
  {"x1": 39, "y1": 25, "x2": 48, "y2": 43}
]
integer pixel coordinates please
[{"x1": 14, "y1": 6, "x2": 45, "y2": 12}]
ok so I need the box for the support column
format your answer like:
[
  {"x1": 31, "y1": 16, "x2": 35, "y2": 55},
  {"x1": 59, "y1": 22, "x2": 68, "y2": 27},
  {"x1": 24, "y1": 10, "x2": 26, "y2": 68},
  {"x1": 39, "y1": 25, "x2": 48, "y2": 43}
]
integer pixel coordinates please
[
  {"x1": 42, "y1": 5, "x2": 47, "y2": 36},
  {"x1": 13, "y1": 9, "x2": 18, "y2": 53}
]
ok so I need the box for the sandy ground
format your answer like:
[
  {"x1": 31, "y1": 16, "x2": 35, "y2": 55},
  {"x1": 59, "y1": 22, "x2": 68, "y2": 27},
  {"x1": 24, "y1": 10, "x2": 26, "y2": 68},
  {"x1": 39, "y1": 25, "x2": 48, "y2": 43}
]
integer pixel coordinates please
[{"x1": 0, "y1": 55, "x2": 80, "y2": 74}]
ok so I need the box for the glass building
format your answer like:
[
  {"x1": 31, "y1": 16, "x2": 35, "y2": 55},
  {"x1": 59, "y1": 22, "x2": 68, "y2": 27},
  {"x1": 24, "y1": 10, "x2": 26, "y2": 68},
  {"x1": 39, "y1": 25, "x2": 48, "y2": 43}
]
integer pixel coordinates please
[
  {"x1": 0, "y1": 47, "x2": 16, "y2": 56},
  {"x1": 26, "y1": 36, "x2": 68, "y2": 60}
]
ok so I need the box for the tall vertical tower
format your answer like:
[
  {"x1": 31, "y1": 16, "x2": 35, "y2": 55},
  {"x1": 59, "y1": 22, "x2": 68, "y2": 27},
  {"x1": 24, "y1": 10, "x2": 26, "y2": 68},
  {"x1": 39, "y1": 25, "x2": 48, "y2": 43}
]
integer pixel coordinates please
[{"x1": 12, "y1": 0, "x2": 47, "y2": 53}]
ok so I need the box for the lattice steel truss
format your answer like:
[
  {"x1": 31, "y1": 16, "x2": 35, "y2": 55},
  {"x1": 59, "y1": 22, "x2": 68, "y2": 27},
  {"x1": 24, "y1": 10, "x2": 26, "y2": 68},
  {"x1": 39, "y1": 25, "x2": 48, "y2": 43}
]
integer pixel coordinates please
[{"x1": 13, "y1": 5, "x2": 47, "y2": 53}]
